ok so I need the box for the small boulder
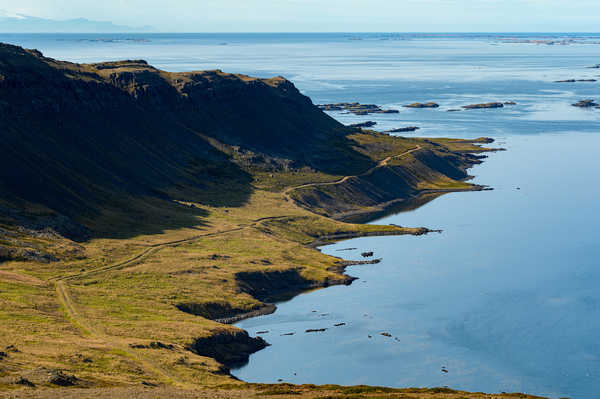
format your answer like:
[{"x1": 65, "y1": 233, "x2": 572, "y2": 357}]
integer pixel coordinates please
[
  {"x1": 48, "y1": 370, "x2": 78, "y2": 386},
  {"x1": 15, "y1": 377, "x2": 35, "y2": 387}
]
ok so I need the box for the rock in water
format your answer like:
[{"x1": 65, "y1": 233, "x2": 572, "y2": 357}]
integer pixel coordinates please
[
  {"x1": 572, "y1": 99, "x2": 599, "y2": 108},
  {"x1": 305, "y1": 328, "x2": 327, "y2": 333},
  {"x1": 462, "y1": 102, "x2": 504, "y2": 109},
  {"x1": 403, "y1": 102, "x2": 439, "y2": 108}
]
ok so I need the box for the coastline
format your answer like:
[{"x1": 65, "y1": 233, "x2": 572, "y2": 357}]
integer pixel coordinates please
[{"x1": 229, "y1": 149, "x2": 497, "y2": 369}]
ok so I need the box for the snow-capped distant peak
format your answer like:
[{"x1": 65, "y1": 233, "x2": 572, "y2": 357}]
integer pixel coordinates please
[{"x1": 0, "y1": 10, "x2": 28, "y2": 19}]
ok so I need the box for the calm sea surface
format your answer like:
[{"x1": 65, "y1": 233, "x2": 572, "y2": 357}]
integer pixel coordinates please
[{"x1": 4, "y1": 33, "x2": 600, "y2": 399}]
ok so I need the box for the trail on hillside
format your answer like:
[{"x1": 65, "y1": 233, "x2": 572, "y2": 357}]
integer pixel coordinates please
[
  {"x1": 36, "y1": 148, "x2": 419, "y2": 387},
  {"x1": 54, "y1": 280, "x2": 187, "y2": 387},
  {"x1": 282, "y1": 145, "x2": 421, "y2": 201}
]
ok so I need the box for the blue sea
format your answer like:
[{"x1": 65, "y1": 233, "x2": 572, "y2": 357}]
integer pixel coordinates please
[{"x1": 4, "y1": 33, "x2": 600, "y2": 399}]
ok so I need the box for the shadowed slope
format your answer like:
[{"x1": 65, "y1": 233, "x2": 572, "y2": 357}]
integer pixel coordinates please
[{"x1": 0, "y1": 43, "x2": 370, "y2": 239}]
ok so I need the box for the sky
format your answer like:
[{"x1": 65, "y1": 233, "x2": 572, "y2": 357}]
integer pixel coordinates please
[{"x1": 1, "y1": 0, "x2": 600, "y2": 32}]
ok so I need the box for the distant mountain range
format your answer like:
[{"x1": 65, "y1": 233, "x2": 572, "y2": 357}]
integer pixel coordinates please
[{"x1": 0, "y1": 10, "x2": 155, "y2": 32}]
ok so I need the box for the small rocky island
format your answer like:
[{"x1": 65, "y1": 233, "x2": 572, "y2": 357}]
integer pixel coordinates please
[
  {"x1": 462, "y1": 102, "x2": 504, "y2": 109},
  {"x1": 572, "y1": 99, "x2": 599, "y2": 108},
  {"x1": 403, "y1": 102, "x2": 439, "y2": 108},
  {"x1": 555, "y1": 79, "x2": 597, "y2": 83},
  {"x1": 318, "y1": 102, "x2": 399, "y2": 115}
]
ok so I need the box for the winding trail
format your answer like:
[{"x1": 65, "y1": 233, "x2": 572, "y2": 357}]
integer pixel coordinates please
[
  {"x1": 55, "y1": 280, "x2": 186, "y2": 387},
  {"x1": 283, "y1": 145, "x2": 421, "y2": 201},
  {"x1": 45, "y1": 147, "x2": 421, "y2": 387}
]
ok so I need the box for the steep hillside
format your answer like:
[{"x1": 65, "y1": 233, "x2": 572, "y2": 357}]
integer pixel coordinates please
[{"x1": 0, "y1": 43, "x2": 369, "y2": 239}]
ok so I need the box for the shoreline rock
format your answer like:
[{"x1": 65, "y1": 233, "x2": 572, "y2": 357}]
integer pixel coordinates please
[
  {"x1": 385, "y1": 126, "x2": 420, "y2": 133},
  {"x1": 335, "y1": 258, "x2": 382, "y2": 267},
  {"x1": 348, "y1": 121, "x2": 377, "y2": 128}
]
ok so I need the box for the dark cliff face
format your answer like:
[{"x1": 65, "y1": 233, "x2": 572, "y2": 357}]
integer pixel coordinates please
[{"x1": 0, "y1": 43, "x2": 371, "y2": 237}]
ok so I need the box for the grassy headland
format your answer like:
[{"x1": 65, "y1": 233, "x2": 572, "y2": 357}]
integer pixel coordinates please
[{"x1": 0, "y1": 43, "x2": 536, "y2": 398}]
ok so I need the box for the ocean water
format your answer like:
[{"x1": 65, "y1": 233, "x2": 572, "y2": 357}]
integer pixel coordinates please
[{"x1": 3, "y1": 33, "x2": 600, "y2": 398}]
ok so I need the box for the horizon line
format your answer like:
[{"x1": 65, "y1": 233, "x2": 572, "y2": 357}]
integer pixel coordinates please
[{"x1": 2, "y1": 31, "x2": 600, "y2": 34}]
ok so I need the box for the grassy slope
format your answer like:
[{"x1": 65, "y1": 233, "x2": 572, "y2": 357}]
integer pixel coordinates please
[
  {"x1": 0, "y1": 44, "x2": 535, "y2": 398},
  {"x1": 0, "y1": 135, "x2": 527, "y2": 398}
]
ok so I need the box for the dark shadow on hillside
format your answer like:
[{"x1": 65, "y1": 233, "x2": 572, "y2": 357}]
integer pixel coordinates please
[
  {"x1": 342, "y1": 192, "x2": 447, "y2": 225},
  {"x1": 0, "y1": 42, "x2": 374, "y2": 240}
]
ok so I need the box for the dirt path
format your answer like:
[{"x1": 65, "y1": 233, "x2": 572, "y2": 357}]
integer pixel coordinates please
[
  {"x1": 282, "y1": 145, "x2": 421, "y2": 201},
  {"x1": 55, "y1": 279, "x2": 190, "y2": 387},
  {"x1": 47, "y1": 148, "x2": 421, "y2": 388}
]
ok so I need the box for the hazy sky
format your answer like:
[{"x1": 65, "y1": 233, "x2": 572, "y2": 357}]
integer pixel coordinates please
[{"x1": 2, "y1": 0, "x2": 600, "y2": 32}]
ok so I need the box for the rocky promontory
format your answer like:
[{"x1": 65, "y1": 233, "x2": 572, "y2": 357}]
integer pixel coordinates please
[{"x1": 349, "y1": 121, "x2": 377, "y2": 128}]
